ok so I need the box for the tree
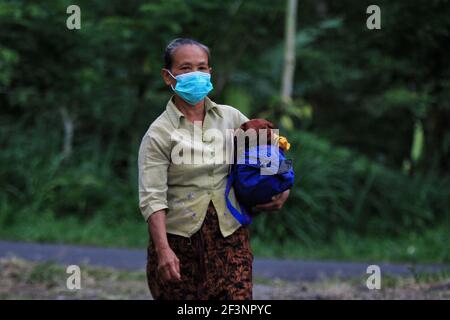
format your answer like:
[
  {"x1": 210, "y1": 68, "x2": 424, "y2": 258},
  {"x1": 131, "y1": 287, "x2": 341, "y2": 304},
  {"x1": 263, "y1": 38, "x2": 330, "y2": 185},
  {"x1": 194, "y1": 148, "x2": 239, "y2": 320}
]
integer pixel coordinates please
[{"x1": 280, "y1": 0, "x2": 298, "y2": 106}]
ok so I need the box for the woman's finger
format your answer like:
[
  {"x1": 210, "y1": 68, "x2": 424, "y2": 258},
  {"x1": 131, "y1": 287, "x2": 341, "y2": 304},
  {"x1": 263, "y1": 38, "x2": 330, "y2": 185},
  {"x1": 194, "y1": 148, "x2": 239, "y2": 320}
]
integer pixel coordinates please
[
  {"x1": 254, "y1": 201, "x2": 276, "y2": 210},
  {"x1": 170, "y1": 262, "x2": 181, "y2": 281},
  {"x1": 254, "y1": 201, "x2": 279, "y2": 211},
  {"x1": 271, "y1": 193, "x2": 282, "y2": 201},
  {"x1": 174, "y1": 258, "x2": 181, "y2": 276},
  {"x1": 253, "y1": 203, "x2": 271, "y2": 211}
]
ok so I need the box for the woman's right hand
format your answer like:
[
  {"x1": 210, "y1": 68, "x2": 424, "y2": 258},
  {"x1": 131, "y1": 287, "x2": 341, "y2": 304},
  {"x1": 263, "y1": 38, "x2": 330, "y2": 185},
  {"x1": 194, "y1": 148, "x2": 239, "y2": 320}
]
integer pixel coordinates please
[
  {"x1": 156, "y1": 246, "x2": 181, "y2": 282},
  {"x1": 148, "y1": 210, "x2": 181, "y2": 282}
]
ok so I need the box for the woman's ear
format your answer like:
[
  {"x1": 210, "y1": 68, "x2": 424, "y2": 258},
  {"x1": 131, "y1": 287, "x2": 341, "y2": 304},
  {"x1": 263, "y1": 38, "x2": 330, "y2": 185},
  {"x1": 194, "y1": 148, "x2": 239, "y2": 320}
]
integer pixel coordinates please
[{"x1": 161, "y1": 68, "x2": 174, "y2": 86}]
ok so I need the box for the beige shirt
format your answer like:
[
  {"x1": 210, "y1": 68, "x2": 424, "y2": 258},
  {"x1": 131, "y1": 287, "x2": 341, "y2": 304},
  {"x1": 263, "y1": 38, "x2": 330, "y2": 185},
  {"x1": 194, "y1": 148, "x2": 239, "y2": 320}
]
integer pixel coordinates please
[{"x1": 138, "y1": 96, "x2": 249, "y2": 238}]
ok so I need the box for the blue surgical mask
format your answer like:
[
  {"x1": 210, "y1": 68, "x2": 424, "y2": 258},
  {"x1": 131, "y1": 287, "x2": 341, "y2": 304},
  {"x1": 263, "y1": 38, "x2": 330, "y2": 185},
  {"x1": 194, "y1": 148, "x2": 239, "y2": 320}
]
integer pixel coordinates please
[{"x1": 165, "y1": 69, "x2": 213, "y2": 105}]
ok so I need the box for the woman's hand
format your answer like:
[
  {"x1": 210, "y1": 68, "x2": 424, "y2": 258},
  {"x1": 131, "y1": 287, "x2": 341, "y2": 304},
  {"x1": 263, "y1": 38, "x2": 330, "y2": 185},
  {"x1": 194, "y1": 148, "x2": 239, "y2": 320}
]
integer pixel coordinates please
[
  {"x1": 252, "y1": 189, "x2": 290, "y2": 213},
  {"x1": 156, "y1": 246, "x2": 181, "y2": 282},
  {"x1": 148, "y1": 210, "x2": 181, "y2": 282}
]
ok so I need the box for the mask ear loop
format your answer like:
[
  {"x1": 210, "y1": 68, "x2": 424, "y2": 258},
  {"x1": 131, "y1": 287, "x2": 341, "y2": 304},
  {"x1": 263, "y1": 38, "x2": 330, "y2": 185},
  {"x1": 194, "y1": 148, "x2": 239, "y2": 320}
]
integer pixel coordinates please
[
  {"x1": 164, "y1": 68, "x2": 176, "y2": 79},
  {"x1": 163, "y1": 69, "x2": 177, "y2": 91}
]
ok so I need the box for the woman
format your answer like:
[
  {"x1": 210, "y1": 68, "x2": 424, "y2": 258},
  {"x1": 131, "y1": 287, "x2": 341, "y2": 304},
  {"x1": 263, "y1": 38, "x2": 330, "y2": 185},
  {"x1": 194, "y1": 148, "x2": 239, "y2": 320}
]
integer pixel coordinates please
[{"x1": 138, "y1": 38, "x2": 290, "y2": 300}]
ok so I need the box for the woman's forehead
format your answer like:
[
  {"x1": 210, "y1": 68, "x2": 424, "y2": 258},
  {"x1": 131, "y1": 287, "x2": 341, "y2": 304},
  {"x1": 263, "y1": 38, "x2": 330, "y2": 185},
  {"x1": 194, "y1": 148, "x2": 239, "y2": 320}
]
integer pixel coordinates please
[{"x1": 172, "y1": 44, "x2": 209, "y2": 66}]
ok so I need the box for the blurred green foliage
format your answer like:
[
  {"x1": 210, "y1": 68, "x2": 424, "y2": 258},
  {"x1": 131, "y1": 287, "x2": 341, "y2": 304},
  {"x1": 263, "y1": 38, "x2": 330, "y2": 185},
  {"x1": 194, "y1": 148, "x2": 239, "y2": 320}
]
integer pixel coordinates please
[
  {"x1": 253, "y1": 131, "x2": 450, "y2": 243},
  {"x1": 0, "y1": 0, "x2": 449, "y2": 260}
]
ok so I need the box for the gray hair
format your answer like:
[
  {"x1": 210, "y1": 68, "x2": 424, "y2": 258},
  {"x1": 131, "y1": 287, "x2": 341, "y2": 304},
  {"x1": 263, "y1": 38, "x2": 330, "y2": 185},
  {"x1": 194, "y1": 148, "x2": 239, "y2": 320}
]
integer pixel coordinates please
[{"x1": 163, "y1": 38, "x2": 210, "y2": 70}]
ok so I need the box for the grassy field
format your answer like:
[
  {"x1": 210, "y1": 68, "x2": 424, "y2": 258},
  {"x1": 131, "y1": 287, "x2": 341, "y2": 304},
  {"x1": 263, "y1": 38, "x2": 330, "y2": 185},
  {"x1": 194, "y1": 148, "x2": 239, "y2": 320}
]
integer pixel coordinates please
[
  {"x1": 0, "y1": 213, "x2": 449, "y2": 264},
  {"x1": 1, "y1": 258, "x2": 449, "y2": 300}
]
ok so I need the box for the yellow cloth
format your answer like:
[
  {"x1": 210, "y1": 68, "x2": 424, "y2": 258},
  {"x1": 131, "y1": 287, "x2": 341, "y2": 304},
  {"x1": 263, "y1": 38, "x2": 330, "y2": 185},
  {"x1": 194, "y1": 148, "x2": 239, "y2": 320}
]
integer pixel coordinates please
[
  {"x1": 138, "y1": 96, "x2": 249, "y2": 238},
  {"x1": 272, "y1": 133, "x2": 291, "y2": 152},
  {"x1": 278, "y1": 135, "x2": 291, "y2": 152}
]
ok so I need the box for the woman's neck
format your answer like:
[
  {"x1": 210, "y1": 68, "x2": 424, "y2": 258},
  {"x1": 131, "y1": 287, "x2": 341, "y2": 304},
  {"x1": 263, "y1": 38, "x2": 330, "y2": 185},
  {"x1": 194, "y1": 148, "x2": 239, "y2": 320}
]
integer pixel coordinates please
[{"x1": 173, "y1": 95, "x2": 205, "y2": 123}]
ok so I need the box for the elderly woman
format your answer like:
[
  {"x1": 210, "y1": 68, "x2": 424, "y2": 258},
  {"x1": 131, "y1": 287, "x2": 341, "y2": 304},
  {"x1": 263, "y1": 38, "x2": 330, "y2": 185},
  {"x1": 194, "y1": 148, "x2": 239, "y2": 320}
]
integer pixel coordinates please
[{"x1": 138, "y1": 38, "x2": 289, "y2": 300}]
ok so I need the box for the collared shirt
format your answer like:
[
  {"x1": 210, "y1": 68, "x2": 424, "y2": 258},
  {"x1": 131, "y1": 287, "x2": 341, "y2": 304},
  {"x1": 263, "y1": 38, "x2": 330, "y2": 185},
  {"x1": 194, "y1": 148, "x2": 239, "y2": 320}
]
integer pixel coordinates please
[{"x1": 138, "y1": 96, "x2": 249, "y2": 238}]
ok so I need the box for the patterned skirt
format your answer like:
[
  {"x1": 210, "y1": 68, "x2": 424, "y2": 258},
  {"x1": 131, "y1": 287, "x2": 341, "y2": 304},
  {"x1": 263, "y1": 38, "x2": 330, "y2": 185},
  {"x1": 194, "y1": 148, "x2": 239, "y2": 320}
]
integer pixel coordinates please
[{"x1": 146, "y1": 201, "x2": 253, "y2": 300}]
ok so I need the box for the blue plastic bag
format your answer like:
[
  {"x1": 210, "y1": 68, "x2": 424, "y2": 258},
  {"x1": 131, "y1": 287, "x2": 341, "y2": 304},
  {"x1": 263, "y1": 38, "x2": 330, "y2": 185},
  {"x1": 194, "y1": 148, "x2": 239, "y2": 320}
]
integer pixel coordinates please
[{"x1": 225, "y1": 145, "x2": 295, "y2": 225}]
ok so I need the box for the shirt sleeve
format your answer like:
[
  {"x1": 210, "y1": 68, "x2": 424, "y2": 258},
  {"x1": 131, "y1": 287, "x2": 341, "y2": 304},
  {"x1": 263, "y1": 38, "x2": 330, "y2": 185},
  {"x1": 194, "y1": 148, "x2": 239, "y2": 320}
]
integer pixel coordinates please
[
  {"x1": 138, "y1": 128, "x2": 170, "y2": 221},
  {"x1": 236, "y1": 109, "x2": 250, "y2": 127}
]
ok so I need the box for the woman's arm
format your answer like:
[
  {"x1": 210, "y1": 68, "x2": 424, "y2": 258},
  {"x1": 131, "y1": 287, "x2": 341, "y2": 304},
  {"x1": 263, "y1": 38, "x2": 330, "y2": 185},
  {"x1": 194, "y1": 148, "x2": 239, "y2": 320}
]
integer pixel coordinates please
[
  {"x1": 148, "y1": 210, "x2": 181, "y2": 282},
  {"x1": 139, "y1": 130, "x2": 180, "y2": 282}
]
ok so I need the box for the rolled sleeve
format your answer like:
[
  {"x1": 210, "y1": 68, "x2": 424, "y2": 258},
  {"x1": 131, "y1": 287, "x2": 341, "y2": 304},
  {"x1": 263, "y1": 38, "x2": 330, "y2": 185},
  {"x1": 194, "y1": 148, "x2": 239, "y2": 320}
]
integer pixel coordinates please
[
  {"x1": 138, "y1": 129, "x2": 170, "y2": 221},
  {"x1": 237, "y1": 110, "x2": 250, "y2": 127}
]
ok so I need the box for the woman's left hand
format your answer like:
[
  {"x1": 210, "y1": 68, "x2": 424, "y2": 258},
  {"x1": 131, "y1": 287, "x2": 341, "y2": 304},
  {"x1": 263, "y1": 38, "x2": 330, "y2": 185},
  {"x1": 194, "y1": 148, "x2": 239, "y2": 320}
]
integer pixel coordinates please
[{"x1": 252, "y1": 189, "x2": 290, "y2": 213}]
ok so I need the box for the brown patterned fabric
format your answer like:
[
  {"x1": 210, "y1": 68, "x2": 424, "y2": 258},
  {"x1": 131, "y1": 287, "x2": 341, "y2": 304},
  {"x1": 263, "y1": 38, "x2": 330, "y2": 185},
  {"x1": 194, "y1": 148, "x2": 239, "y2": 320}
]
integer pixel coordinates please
[{"x1": 146, "y1": 201, "x2": 253, "y2": 300}]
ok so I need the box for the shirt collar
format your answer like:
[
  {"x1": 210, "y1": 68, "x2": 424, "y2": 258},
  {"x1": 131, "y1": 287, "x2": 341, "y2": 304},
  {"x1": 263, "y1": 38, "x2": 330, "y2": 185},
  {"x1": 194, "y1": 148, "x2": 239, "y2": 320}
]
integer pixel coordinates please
[{"x1": 166, "y1": 96, "x2": 223, "y2": 128}]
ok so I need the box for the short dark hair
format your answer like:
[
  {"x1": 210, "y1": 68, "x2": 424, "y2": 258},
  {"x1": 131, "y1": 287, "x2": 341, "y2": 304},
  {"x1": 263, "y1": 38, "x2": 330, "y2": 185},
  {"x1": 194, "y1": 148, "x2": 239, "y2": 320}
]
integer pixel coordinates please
[{"x1": 163, "y1": 38, "x2": 211, "y2": 70}]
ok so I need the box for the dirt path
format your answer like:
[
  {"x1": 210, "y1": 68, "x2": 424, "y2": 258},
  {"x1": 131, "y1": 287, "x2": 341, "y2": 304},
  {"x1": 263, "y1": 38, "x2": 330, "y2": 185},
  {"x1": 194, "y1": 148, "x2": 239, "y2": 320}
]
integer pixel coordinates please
[{"x1": 1, "y1": 257, "x2": 449, "y2": 300}]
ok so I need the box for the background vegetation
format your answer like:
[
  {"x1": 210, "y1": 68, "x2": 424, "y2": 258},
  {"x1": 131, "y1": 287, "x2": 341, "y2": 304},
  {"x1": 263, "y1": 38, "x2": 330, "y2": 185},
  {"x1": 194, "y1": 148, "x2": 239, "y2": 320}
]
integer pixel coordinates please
[{"x1": 0, "y1": 0, "x2": 449, "y2": 263}]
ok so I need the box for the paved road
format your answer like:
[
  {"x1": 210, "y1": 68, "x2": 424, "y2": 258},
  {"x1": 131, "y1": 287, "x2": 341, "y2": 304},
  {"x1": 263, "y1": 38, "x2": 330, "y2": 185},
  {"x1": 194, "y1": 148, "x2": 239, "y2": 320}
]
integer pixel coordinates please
[{"x1": 0, "y1": 240, "x2": 448, "y2": 281}]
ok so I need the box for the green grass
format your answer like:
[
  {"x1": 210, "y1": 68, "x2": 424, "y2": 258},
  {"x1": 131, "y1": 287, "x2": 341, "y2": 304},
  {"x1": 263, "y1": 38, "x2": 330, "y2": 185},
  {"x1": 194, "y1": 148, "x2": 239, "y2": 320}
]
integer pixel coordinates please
[
  {"x1": 0, "y1": 213, "x2": 448, "y2": 264},
  {"x1": 0, "y1": 213, "x2": 148, "y2": 248},
  {"x1": 251, "y1": 227, "x2": 450, "y2": 264}
]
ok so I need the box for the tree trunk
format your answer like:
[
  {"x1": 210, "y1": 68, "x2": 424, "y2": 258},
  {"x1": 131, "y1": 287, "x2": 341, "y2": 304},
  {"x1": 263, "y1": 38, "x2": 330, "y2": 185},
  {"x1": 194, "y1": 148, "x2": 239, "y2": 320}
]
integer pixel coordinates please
[
  {"x1": 59, "y1": 106, "x2": 74, "y2": 159},
  {"x1": 280, "y1": 0, "x2": 298, "y2": 106}
]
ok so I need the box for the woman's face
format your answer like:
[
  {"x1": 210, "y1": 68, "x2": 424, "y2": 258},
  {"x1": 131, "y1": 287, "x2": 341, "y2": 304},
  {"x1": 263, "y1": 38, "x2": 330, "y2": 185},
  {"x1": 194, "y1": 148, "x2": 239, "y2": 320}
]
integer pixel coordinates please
[{"x1": 162, "y1": 44, "x2": 211, "y2": 87}]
